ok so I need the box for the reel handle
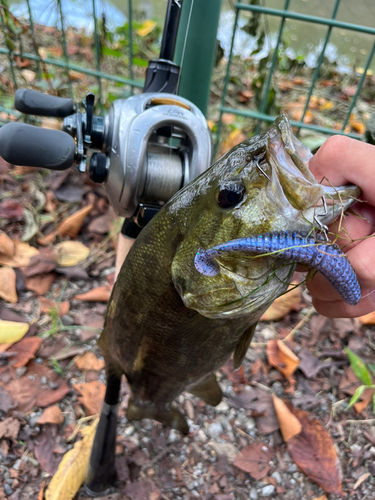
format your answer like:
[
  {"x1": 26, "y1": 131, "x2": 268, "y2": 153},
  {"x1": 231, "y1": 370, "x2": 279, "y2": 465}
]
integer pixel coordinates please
[
  {"x1": 0, "y1": 122, "x2": 75, "y2": 170},
  {"x1": 15, "y1": 89, "x2": 75, "y2": 118}
]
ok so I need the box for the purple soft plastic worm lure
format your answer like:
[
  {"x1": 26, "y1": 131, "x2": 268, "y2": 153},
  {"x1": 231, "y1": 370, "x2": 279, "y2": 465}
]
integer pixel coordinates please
[{"x1": 194, "y1": 231, "x2": 361, "y2": 306}]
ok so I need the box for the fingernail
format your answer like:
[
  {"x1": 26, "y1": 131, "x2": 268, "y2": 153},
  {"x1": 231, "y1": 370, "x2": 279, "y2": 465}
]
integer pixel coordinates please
[{"x1": 370, "y1": 288, "x2": 375, "y2": 303}]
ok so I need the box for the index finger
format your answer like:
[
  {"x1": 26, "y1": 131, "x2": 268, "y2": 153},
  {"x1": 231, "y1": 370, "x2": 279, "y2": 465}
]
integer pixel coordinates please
[{"x1": 308, "y1": 135, "x2": 375, "y2": 205}]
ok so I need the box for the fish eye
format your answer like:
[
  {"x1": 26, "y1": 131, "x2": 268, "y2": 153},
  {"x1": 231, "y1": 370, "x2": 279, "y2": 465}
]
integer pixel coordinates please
[{"x1": 217, "y1": 183, "x2": 246, "y2": 209}]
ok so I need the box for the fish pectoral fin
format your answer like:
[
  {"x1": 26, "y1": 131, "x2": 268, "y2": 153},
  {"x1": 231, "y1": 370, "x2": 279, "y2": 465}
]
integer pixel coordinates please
[
  {"x1": 127, "y1": 398, "x2": 189, "y2": 434},
  {"x1": 189, "y1": 373, "x2": 223, "y2": 407},
  {"x1": 233, "y1": 323, "x2": 257, "y2": 370}
]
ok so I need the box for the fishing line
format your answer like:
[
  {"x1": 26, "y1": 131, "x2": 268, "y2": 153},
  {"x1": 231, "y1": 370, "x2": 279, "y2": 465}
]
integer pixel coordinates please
[{"x1": 177, "y1": 0, "x2": 195, "y2": 92}]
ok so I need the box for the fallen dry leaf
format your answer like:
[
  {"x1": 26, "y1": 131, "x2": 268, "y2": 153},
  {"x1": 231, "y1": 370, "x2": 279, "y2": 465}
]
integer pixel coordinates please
[
  {"x1": 340, "y1": 367, "x2": 374, "y2": 401},
  {"x1": 73, "y1": 285, "x2": 112, "y2": 302},
  {"x1": 267, "y1": 339, "x2": 300, "y2": 379},
  {"x1": 37, "y1": 406, "x2": 64, "y2": 425},
  {"x1": 136, "y1": 19, "x2": 157, "y2": 36},
  {"x1": 233, "y1": 442, "x2": 273, "y2": 479},
  {"x1": 274, "y1": 397, "x2": 344, "y2": 497},
  {"x1": 0, "y1": 199, "x2": 24, "y2": 220},
  {"x1": 1, "y1": 361, "x2": 70, "y2": 412},
  {"x1": 208, "y1": 441, "x2": 240, "y2": 463},
  {"x1": 272, "y1": 395, "x2": 302, "y2": 441},
  {"x1": 0, "y1": 231, "x2": 15, "y2": 257},
  {"x1": 34, "y1": 425, "x2": 63, "y2": 476},
  {"x1": 0, "y1": 241, "x2": 39, "y2": 267},
  {"x1": 54, "y1": 241, "x2": 90, "y2": 267},
  {"x1": 358, "y1": 310, "x2": 375, "y2": 325},
  {"x1": 0, "y1": 267, "x2": 17, "y2": 303},
  {"x1": 261, "y1": 284, "x2": 301, "y2": 321},
  {"x1": 40, "y1": 297, "x2": 70, "y2": 317},
  {"x1": 25, "y1": 273, "x2": 56, "y2": 295},
  {"x1": 124, "y1": 480, "x2": 162, "y2": 500},
  {"x1": 39, "y1": 205, "x2": 94, "y2": 244},
  {"x1": 73, "y1": 381, "x2": 105, "y2": 415},
  {"x1": 313, "y1": 496, "x2": 328, "y2": 500},
  {"x1": 20, "y1": 247, "x2": 57, "y2": 277},
  {"x1": 0, "y1": 417, "x2": 20, "y2": 440},
  {"x1": 10, "y1": 336, "x2": 43, "y2": 368},
  {"x1": 74, "y1": 352, "x2": 105, "y2": 371},
  {"x1": 38, "y1": 481, "x2": 46, "y2": 500},
  {"x1": 0, "y1": 319, "x2": 29, "y2": 344},
  {"x1": 45, "y1": 418, "x2": 98, "y2": 500}
]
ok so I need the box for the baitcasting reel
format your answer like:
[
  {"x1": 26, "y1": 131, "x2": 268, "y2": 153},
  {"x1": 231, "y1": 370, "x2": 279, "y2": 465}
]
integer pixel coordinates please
[{"x1": 0, "y1": 88, "x2": 211, "y2": 228}]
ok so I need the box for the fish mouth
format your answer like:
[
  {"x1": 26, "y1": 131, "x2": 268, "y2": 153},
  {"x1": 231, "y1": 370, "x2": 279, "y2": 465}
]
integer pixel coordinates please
[{"x1": 182, "y1": 258, "x2": 294, "y2": 319}]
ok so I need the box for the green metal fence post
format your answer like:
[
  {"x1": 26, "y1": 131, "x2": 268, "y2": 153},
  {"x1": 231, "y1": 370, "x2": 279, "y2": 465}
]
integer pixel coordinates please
[{"x1": 174, "y1": 0, "x2": 222, "y2": 116}]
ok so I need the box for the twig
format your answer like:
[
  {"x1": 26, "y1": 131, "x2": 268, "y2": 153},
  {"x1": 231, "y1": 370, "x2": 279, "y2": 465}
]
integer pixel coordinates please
[
  {"x1": 341, "y1": 418, "x2": 375, "y2": 425},
  {"x1": 141, "y1": 443, "x2": 174, "y2": 471},
  {"x1": 283, "y1": 307, "x2": 315, "y2": 343}
]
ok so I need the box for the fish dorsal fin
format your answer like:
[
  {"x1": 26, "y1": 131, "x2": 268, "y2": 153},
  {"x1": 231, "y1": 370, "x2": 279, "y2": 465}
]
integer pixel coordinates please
[{"x1": 233, "y1": 323, "x2": 257, "y2": 370}]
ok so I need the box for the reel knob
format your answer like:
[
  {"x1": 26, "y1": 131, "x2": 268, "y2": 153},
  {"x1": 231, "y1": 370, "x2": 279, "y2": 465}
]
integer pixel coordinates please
[{"x1": 89, "y1": 153, "x2": 108, "y2": 183}]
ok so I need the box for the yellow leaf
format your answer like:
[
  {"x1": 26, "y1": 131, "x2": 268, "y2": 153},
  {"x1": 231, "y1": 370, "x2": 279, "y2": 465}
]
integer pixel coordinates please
[
  {"x1": 21, "y1": 69, "x2": 36, "y2": 82},
  {"x1": 0, "y1": 319, "x2": 29, "y2": 344},
  {"x1": 54, "y1": 241, "x2": 90, "y2": 267},
  {"x1": 0, "y1": 241, "x2": 39, "y2": 267},
  {"x1": 45, "y1": 418, "x2": 98, "y2": 500},
  {"x1": 136, "y1": 19, "x2": 157, "y2": 37},
  {"x1": 0, "y1": 267, "x2": 18, "y2": 303}
]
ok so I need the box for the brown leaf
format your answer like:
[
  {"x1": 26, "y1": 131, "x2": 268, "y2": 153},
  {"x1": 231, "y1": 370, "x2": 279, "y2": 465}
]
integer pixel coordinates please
[
  {"x1": 73, "y1": 285, "x2": 112, "y2": 302},
  {"x1": 229, "y1": 387, "x2": 279, "y2": 435},
  {"x1": 0, "y1": 417, "x2": 20, "y2": 440},
  {"x1": 74, "y1": 352, "x2": 105, "y2": 371},
  {"x1": 233, "y1": 442, "x2": 273, "y2": 479},
  {"x1": 340, "y1": 367, "x2": 374, "y2": 401},
  {"x1": 73, "y1": 381, "x2": 105, "y2": 415},
  {"x1": 87, "y1": 208, "x2": 114, "y2": 234},
  {"x1": 0, "y1": 267, "x2": 17, "y2": 303},
  {"x1": 40, "y1": 297, "x2": 70, "y2": 317},
  {"x1": 272, "y1": 395, "x2": 302, "y2": 442},
  {"x1": 358, "y1": 310, "x2": 375, "y2": 325},
  {"x1": 25, "y1": 273, "x2": 56, "y2": 295},
  {"x1": 267, "y1": 340, "x2": 300, "y2": 379},
  {"x1": 10, "y1": 336, "x2": 43, "y2": 368},
  {"x1": 0, "y1": 386, "x2": 14, "y2": 414},
  {"x1": 285, "y1": 404, "x2": 344, "y2": 497},
  {"x1": 0, "y1": 231, "x2": 15, "y2": 257},
  {"x1": 124, "y1": 480, "x2": 162, "y2": 500},
  {"x1": 34, "y1": 426, "x2": 63, "y2": 476},
  {"x1": 20, "y1": 247, "x2": 57, "y2": 277},
  {"x1": 261, "y1": 284, "x2": 301, "y2": 321},
  {"x1": 0, "y1": 241, "x2": 39, "y2": 267},
  {"x1": 0, "y1": 199, "x2": 24, "y2": 220},
  {"x1": 0, "y1": 361, "x2": 70, "y2": 412},
  {"x1": 37, "y1": 406, "x2": 64, "y2": 425},
  {"x1": 74, "y1": 309, "x2": 104, "y2": 330},
  {"x1": 38, "y1": 205, "x2": 94, "y2": 244}
]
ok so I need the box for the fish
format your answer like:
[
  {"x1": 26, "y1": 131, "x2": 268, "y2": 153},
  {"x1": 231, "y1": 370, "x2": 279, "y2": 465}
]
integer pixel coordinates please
[{"x1": 85, "y1": 115, "x2": 360, "y2": 494}]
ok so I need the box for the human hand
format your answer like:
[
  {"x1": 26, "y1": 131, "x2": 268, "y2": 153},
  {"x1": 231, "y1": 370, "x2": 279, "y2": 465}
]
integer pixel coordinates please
[{"x1": 307, "y1": 135, "x2": 375, "y2": 318}]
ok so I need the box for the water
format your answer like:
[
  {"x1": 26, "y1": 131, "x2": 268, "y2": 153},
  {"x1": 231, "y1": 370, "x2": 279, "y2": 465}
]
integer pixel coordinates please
[{"x1": 9, "y1": 0, "x2": 375, "y2": 72}]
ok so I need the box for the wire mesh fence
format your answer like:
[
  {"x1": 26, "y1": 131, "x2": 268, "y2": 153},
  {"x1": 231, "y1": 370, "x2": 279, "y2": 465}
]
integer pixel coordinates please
[{"x1": 215, "y1": 0, "x2": 375, "y2": 148}]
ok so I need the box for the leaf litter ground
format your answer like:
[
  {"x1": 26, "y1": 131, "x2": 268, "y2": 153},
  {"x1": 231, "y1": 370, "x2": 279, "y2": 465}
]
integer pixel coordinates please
[{"x1": 1, "y1": 161, "x2": 375, "y2": 500}]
